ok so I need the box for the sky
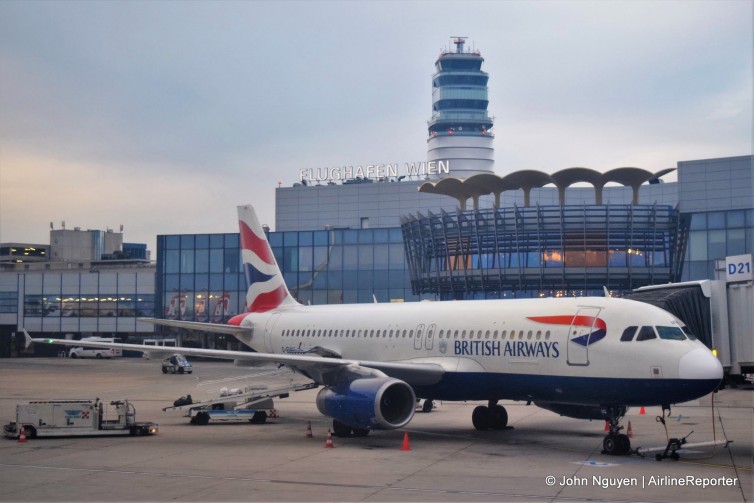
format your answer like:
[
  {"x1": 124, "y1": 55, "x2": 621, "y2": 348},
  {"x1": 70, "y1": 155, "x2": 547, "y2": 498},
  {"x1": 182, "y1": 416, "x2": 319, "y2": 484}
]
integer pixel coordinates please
[{"x1": 0, "y1": 0, "x2": 751, "y2": 253}]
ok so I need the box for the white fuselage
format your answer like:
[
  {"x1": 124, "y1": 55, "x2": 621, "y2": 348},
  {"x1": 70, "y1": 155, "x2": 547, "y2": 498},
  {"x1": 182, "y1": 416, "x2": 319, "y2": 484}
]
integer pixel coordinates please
[{"x1": 233, "y1": 296, "x2": 721, "y2": 407}]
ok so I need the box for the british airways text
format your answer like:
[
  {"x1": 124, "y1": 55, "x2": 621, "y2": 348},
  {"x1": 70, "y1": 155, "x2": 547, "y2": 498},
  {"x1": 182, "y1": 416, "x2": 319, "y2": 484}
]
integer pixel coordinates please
[{"x1": 454, "y1": 340, "x2": 560, "y2": 358}]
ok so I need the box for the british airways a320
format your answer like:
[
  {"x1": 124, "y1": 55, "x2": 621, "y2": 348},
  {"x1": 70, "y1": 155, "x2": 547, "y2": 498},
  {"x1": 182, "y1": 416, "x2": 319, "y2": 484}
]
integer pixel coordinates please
[{"x1": 32, "y1": 204, "x2": 723, "y2": 456}]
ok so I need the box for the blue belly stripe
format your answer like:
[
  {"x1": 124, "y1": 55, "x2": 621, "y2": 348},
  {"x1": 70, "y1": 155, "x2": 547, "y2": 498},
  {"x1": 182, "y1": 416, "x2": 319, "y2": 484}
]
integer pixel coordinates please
[{"x1": 413, "y1": 372, "x2": 719, "y2": 406}]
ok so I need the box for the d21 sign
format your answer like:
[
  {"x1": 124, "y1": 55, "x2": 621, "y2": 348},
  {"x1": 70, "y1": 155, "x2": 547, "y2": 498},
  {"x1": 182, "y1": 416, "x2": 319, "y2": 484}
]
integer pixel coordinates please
[{"x1": 726, "y1": 254, "x2": 753, "y2": 282}]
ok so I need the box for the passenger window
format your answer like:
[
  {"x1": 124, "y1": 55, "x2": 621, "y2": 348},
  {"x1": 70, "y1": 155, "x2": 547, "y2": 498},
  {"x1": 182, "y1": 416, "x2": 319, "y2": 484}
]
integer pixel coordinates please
[
  {"x1": 461, "y1": 330, "x2": 466, "y2": 339},
  {"x1": 536, "y1": 330, "x2": 541, "y2": 340},
  {"x1": 493, "y1": 330, "x2": 499, "y2": 339},
  {"x1": 527, "y1": 330, "x2": 532, "y2": 340},
  {"x1": 636, "y1": 326, "x2": 657, "y2": 341},
  {"x1": 485, "y1": 330, "x2": 490, "y2": 339},
  {"x1": 656, "y1": 326, "x2": 687, "y2": 341},
  {"x1": 620, "y1": 326, "x2": 637, "y2": 342},
  {"x1": 545, "y1": 330, "x2": 551, "y2": 340}
]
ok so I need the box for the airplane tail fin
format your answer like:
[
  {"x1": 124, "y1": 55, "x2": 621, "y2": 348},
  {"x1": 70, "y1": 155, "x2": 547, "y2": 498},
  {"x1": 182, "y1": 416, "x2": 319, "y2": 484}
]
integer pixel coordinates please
[{"x1": 237, "y1": 205, "x2": 299, "y2": 312}]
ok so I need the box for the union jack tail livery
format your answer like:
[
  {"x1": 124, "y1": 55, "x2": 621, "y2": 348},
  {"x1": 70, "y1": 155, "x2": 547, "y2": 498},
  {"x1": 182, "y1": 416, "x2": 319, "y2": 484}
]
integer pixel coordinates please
[{"x1": 238, "y1": 205, "x2": 299, "y2": 313}]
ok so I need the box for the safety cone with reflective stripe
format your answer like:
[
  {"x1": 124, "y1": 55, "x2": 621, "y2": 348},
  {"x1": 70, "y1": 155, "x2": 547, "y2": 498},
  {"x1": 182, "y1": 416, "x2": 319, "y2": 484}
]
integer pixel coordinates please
[
  {"x1": 401, "y1": 432, "x2": 411, "y2": 451},
  {"x1": 627, "y1": 421, "x2": 633, "y2": 439},
  {"x1": 17, "y1": 426, "x2": 27, "y2": 443},
  {"x1": 306, "y1": 420, "x2": 313, "y2": 438},
  {"x1": 639, "y1": 406, "x2": 646, "y2": 415},
  {"x1": 324, "y1": 429, "x2": 334, "y2": 448}
]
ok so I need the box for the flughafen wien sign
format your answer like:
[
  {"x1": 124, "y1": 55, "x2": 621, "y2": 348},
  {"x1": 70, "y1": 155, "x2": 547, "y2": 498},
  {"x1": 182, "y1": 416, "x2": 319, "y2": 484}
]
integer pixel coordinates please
[{"x1": 300, "y1": 161, "x2": 450, "y2": 183}]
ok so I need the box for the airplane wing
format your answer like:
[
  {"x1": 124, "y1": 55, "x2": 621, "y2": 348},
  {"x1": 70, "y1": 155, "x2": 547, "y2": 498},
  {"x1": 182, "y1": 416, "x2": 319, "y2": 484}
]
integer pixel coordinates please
[
  {"x1": 24, "y1": 331, "x2": 444, "y2": 387},
  {"x1": 137, "y1": 318, "x2": 252, "y2": 336}
]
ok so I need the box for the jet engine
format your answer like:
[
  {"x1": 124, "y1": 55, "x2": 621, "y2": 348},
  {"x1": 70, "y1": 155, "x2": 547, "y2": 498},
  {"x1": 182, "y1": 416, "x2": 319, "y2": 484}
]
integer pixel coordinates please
[
  {"x1": 535, "y1": 402, "x2": 627, "y2": 420},
  {"x1": 316, "y1": 377, "x2": 416, "y2": 430}
]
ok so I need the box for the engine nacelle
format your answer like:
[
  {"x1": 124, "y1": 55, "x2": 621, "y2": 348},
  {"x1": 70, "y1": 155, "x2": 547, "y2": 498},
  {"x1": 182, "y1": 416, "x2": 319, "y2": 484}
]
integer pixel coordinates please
[
  {"x1": 316, "y1": 377, "x2": 416, "y2": 430},
  {"x1": 535, "y1": 402, "x2": 627, "y2": 420}
]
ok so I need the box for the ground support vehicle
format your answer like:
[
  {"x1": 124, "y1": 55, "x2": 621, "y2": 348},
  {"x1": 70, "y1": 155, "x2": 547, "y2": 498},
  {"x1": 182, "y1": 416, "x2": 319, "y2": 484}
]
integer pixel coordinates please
[
  {"x1": 162, "y1": 354, "x2": 192, "y2": 374},
  {"x1": 4, "y1": 399, "x2": 157, "y2": 439},
  {"x1": 164, "y1": 379, "x2": 317, "y2": 425}
]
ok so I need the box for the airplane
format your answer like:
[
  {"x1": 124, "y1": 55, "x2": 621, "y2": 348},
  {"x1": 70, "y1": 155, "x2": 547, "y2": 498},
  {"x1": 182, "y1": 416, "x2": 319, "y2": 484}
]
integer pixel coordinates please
[{"x1": 28, "y1": 204, "x2": 723, "y2": 455}]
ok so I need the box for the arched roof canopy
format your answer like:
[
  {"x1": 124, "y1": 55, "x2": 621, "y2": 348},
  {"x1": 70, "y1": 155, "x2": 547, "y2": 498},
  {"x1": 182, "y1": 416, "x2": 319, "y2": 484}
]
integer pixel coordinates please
[
  {"x1": 419, "y1": 178, "x2": 474, "y2": 210},
  {"x1": 550, "y1": 167, "x2": 604, "y2": 205},
  {"x1": 648, "y1": 167, "x2": 676, "y2": 183},
  {"x1": 418, "y1": 167, "x2": 675, "y2": 208},
  {"x1": 602, "y1": 167, "x2": 654, "y2": 186},
  {"x1": 551, "y1": 167, "x2": 603, "y2": 188}
]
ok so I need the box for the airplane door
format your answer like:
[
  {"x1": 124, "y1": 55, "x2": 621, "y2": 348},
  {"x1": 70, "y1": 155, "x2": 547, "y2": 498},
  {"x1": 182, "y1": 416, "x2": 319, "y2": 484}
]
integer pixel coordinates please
[
  {"x1": 567, "y1": 307, "x2": 601, "y2": 366},
  {"x1": 263, "y1": 314, "x2": 281, "y2": 353},
  {"x1": 425, "y1": 324, "x2": 436, "y2": 350},
  {"x1": 414, "y1": 324, "x2": 425, "y2": 350}
]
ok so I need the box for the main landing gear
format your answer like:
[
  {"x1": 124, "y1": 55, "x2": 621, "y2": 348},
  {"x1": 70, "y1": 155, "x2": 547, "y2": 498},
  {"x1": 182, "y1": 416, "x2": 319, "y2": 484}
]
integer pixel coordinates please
[
  {"x1": 472, "y1": 400, "x2": 509, "y2": 431},
  {"x1": 602, "y1": 406, "x2": 631, "y2": 456},
  {"x1": 332, "y1": 419, "x2": 369, "y2": 438}
]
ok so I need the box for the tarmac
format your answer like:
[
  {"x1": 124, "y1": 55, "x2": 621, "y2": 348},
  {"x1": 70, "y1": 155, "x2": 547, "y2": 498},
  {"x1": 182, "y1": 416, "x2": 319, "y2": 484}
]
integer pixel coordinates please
[{"x1": 0, "y1": 357, "x2": 751, "y2": 502}]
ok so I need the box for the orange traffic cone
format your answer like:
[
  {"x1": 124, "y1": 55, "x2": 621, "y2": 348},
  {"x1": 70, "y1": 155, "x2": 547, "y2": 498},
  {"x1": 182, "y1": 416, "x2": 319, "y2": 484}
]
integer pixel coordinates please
[
  {"x1": 324, "y1": 429, "x2": 334, "y2": 448},
  {"x1": 17, "y1": 426, "x2": 27, "y2": 443},
  {"x1": 306, "y1": 420, "x2": 313, "y2": 438},
  {"x1": 401, "y1": 432, "x2": 411, "y2": 451},
  {"x1": 604, "y1": 420, "x2": 610, "y2": 432},
  {"x1": 627, "y1": 421, "x2": 633, "y2": 439},
  {"x1": 639, "y1": 406, "x2": 646, "y2": 415}
]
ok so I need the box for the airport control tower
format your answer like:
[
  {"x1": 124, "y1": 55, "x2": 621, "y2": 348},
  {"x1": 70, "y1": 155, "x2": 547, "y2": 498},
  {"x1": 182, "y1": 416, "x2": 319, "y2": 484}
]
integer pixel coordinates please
[{"x1": 427, "y1": 37, "x2": 494, "y2": 179}]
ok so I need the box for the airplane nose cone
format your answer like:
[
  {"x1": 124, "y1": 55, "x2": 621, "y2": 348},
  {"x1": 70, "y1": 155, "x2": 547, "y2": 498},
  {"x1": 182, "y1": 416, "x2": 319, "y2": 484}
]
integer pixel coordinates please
[{"x1": 679, "y1": 347, "x2": 723, "y2": 381}]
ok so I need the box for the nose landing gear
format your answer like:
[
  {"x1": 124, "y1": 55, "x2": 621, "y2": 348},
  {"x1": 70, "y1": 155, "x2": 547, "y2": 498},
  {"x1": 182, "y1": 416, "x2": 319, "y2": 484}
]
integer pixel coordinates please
[{"x1": 602, "y1": 406, "x2": 631, "y2": 456}]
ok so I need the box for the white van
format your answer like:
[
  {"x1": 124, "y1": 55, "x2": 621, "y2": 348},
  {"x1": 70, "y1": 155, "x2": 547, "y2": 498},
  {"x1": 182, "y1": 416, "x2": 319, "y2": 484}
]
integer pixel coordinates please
[{"x1": 68, "y1": 337, "x2": 122, "y2": 359}]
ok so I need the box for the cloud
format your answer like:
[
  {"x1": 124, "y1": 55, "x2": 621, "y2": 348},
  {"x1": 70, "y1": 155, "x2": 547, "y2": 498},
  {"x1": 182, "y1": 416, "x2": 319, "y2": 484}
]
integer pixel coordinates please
[{"x1": 0, "y1": 0, "x2": 750, "y2": 254}]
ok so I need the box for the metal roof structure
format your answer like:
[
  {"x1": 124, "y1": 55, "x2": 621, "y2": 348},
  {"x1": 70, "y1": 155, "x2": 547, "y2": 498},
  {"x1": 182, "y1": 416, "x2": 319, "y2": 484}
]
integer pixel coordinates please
[{"x1": 419, "y1": 167, "x2": 676, "y2": 209}]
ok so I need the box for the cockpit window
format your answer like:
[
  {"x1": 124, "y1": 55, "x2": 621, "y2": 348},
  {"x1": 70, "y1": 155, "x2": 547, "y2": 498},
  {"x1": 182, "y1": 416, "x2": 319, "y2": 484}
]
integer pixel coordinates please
[
  {"x1": 620, "y1": 326, "x2": 637, "y2": 342},
  {"x1": 635, "y1": 326, "x2": 657, "y2": 341},
  {"x1": 656, "y1": 326, "x2": 687, "y2": 341}
]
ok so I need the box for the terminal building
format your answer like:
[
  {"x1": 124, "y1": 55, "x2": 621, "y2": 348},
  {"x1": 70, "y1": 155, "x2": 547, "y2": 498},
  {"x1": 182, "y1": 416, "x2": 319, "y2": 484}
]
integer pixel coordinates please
[{"x1": 0, "y1": 38, "x2": 752, "y2": 356}]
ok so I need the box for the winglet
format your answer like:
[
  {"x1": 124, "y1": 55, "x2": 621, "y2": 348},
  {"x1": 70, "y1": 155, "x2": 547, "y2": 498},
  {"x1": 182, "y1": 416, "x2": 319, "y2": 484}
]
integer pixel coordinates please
[
  {"x1": 603, "y1": 286, "x2": 611, "y2": 298},
  {"x1": 22, "y1": 329, "x2": 33, "y2": 349}
]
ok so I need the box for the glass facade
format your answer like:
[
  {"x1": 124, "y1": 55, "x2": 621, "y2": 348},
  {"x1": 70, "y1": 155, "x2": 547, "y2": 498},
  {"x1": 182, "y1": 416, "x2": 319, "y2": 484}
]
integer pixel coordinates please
[
  {"x1": 20, "y1": 271, "x2": 154, "y2": 333},
  {"x1": 155, "y1": 228, "x2": 418, "y2": 321},
  {"x1": 157, "y1": 233, "x2": 242, "y2": 322},
  {"x1": 682, "y1": 208, "x2": 754, "y2": 281},
  {"x1": 402, "y1": 204, "x2": 683, "y2": 299}
]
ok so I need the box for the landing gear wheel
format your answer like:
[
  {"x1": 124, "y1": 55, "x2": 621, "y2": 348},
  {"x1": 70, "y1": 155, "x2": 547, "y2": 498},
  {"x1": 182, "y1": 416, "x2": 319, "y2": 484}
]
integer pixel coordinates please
[
  {"x1": 490, "y1": 405, "x2": 508, "y2": 430},
  {"x1": 250, "y1": 411, "x2": 267, "y2": 424},
  {"x1": 617, "y1": 433, "x2": 631, "y2": 454},
  {"x1": 602, "y1": 434, "x2": 619, "y2": 455},
  {"x1": 602, "y1": 433, "x2": 631, "y2": 455},
  {"x1": 332, "y1": 419, "x2": 352, "y2": 437},
  {"x1": 472, "y1": 406, "x2": 491, "y2": 431}
]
